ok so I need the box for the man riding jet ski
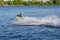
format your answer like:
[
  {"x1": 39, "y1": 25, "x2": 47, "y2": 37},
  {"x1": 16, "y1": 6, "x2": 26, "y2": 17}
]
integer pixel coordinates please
[{"x1": 16, "y1": 13, "x2": 23, "y2": 19}]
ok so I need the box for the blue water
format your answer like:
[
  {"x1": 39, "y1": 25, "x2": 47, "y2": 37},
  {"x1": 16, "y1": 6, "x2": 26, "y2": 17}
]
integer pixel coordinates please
[{"x1": 0, "y1": 6, "x2": 60, "y2": 40}]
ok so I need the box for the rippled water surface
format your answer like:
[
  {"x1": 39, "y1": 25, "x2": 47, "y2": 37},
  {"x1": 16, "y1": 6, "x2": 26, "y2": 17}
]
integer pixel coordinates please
[{"x1": 0, "y1": 6, "x2": 60, "y2": 40}]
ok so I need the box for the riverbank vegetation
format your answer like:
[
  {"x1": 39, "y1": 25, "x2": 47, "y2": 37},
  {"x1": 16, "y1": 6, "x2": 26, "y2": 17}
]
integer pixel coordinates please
[{"x1": 0, "y1": 0, "x2": 60, "y2": 6}]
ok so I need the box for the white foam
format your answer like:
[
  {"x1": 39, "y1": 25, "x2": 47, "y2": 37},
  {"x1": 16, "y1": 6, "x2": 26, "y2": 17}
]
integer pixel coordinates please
[{"x1": 12, "y1": 15, "x2": 60, "y2": 26}]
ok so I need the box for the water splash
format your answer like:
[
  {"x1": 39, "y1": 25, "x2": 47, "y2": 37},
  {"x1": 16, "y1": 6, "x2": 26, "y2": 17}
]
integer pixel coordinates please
[{"x1": 12, "y1": 15, "x2": 60, "y2": 27}]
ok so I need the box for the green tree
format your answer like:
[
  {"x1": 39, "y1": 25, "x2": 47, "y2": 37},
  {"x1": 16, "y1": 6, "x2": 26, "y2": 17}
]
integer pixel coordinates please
[
  {"x1": 0, "y1": 0, "x2": 4, "y2": 6},
  {"x1": 53, "y1": 0, "x2": 57, "y2": 4},
  {"x1": 10, "y1": 0, "x2": 14, "y2": 5},
  {"x1": 53, "y1": 0, "x2": 60, "y2": 5},
  {"x1": 45, "y1": 1, "x2": 49, "y2": 5},
  {"x1": 57, "y1": 0, "x2": 60, "y2": 4},
  {"x1": 19, "y1": 0, "x2": 23, "y2": 5},
  {"x1": 49, "y1": 0, "x2": 54, "y2": 5},
  {"x1": 32, "y1": 0, "x2": 35, "y2": 3},
  {"x1": 39, "y1": 0, "x2": 44, "y2": 5}
]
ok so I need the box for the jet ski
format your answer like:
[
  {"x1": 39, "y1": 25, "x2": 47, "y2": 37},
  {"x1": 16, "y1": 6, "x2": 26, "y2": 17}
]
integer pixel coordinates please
[
  {"x1": 16, "y1": 13, "x2": 23, "y2": 19},
  {"x1": 13, "y1": 17, "x2": 41, "y2": 25}
]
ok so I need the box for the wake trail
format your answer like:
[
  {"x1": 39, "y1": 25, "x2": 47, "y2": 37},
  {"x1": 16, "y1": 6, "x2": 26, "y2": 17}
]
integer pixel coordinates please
[{"x1": 12, "y1": 15, "x2": 60, "y2": 27}]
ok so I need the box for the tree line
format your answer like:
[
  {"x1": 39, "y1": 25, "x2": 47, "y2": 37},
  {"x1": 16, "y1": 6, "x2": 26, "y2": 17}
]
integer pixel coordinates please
[{"x1": 0, "y1": 0, "x2": 60, "y2": 6}]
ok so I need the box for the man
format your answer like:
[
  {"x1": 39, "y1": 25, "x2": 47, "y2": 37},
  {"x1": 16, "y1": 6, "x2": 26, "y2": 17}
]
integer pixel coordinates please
[{"x1": 16, "y1": 13, "x2": 23, "y2": 19}]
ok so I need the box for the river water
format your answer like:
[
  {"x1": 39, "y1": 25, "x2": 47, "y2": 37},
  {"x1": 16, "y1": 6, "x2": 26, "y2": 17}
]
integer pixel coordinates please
[{"x1": 0, "y1": 6, "x2": 60, "y2": 40}]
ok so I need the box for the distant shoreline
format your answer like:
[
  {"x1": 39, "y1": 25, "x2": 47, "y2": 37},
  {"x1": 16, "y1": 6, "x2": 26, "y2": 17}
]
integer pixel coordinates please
[
  {"x1": 0, "y1": 5, "x2": 24, "y2": 6},
  {"x1": 0, "y1": 5, "x2": 60, "y2": 6},
  {"x1": 0, "y1": 0, "x2": 60, "y2": 7}
]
